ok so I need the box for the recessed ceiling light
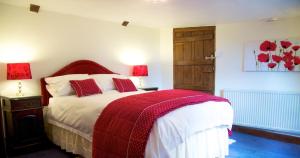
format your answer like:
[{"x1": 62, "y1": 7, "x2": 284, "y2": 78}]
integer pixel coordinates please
[{"x1": 263, "y1": 17, "x2": 280, "y2": 22}]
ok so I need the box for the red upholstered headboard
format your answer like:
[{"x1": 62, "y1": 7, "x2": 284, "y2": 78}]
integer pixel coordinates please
[{"x1": 40, "y1": 60, "x2": 115, "y2": 106}]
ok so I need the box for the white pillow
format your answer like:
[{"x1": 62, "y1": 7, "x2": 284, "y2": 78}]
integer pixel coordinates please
[
  {"x1": 45, "y1": 74, "x2": 89, "y2": 84},
  {"x1": 89, "y1": 74, "x2": 128, "y2": 92},
  {"x1": 45, "y1": 74, "x2": 90, "y2": 96},
  {"x1": 46, "y1": 83, "x2": 73, "y2": 97}
]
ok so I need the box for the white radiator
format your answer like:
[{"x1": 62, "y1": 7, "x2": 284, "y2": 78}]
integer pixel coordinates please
[{"x1": 223, "y1": 90, "x2": 300, "y2": 134}]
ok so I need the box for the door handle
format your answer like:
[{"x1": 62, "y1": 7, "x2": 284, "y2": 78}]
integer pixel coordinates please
[{"x1": 205, "y1": 54, "x2": 216, "y2": 60}]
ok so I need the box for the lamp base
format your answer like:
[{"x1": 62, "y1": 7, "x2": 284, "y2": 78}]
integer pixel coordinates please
[
  {"x1": 138, "y1": 77, "x2": 145, "y2": 88},
  {"x1": 16, "y1": 81, "x2": 25, "y2": 97},
  {"x1": 16, "y1": 92, "x2": 24, "y2": 97}
]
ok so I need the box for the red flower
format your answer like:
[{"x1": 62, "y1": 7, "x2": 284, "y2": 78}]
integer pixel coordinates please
[
  {"x1": 294, "y1": 56, "x2": 300, "y2": 65},
  {"x1": 283, "y1": 52, "x2": 293, "y2": 63},
  {"x1": 292, "y1": 45, "x2": 300, "y2": 52},
  {"x1": 260, "y1": 40, "x2": 277, "y2": 52},
  {"x1": 283, "y1": 50, "x2": 293, "y2": 56},
  {"x1": 257, "y1": 53, "x2": 269, "y2": 62},
  {"x1": 280, "y1": 40, "x2": 292, "y2": 49},
  {"x1": 284, "y1": 61, "x2": 294, "y2": 71},
  {"x1": 268, "y1": 63, "x2": 276, "y2": 69},
  {"x1": 272, "y1": 55, "x2": 282, "y2": 63}
]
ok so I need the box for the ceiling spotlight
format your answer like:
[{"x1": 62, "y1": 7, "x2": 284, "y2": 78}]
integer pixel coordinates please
[
  {"x1": 122, "y1": 21, "x2": 129, "y2": 27},
  {"x1": 30, "y1": 4, "x2": 40, "y2": 13}
]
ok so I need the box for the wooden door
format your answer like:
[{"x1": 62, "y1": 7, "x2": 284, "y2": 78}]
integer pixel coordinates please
[{"x1": 173, "y1": 26, "x2": 215, "y2": 94}]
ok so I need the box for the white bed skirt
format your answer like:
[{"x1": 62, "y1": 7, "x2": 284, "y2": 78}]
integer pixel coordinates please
[
  {"x1": 46, "y1": 123, "x2": 92, "y2": 158},
  {"x1": 45, "y1": 122, "x2": 229, "y2": 158}
]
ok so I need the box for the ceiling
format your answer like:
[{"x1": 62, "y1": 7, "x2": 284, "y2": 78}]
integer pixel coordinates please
[{"x1": 1, "y1": 0, "x2": 300, "y2": 28}]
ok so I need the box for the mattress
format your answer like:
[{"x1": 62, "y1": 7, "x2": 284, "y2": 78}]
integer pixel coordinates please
[{"x1": 45, "y1": 90, "x2": 233, "y2": 157}]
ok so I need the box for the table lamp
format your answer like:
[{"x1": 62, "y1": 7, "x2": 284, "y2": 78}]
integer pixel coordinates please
[
  {"x1": 7, "y1": 63, "x2": 32, "y2": 96},
  {"x1": 132, "y1": 65, "x2": 148, "y2": 88}
]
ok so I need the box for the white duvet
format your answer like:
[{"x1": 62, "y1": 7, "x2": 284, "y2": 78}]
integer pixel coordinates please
[{"x1": 46, "y1": 90, "x2": 233, "y2": 157}]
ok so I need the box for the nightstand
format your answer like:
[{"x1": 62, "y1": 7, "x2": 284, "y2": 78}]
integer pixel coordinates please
[
  {"x1": 140, "y1": 87, "x2": 159, "y2": 91},
  {"x1": 0, "y1": 95, "x2": 45, "y2": 156}
]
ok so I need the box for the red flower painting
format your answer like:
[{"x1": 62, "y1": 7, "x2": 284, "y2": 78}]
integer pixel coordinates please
[{"x1": 253, "y1": 39, "x2": 300, "y2": 71}]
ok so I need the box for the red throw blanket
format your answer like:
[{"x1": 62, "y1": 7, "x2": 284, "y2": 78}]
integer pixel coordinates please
[{"x1": 92, "y1": 89, "x2": 229, "y2": 158}]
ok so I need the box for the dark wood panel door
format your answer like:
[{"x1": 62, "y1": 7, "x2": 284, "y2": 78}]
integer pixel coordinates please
[{"x1": 173, "y1": 26, "x2": 215, "y2": 94}]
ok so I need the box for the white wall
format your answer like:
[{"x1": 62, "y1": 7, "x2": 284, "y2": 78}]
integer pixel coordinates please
[
  {"x1": 215, "y1": 17, "x2": 300, "y2": 96},
  {"x1": 159, "y1": 28, "x2": 173, "y2": 89},
  {"x1": 160, "y1": 17, "x2": 300, "y2": 95},
  {"x1": 0, "y1": 4, "x2": 161, "y2": 96}
]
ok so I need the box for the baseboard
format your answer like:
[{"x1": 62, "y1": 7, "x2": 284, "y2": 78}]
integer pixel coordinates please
[{"x1": 232, "y1": 125, "x2": 300, "y2": 144}]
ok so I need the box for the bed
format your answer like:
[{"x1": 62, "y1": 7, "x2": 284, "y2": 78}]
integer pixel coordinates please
[{"x1": 41, "y1": 60, "x2": 233, "y2": 158}]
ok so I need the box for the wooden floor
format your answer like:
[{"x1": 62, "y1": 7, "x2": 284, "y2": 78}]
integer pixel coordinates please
[{"x1": 10, "y1": 132, "x2": 300, "y2": 158}]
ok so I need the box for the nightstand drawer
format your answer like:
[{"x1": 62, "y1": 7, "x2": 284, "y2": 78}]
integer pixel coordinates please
[
  {"x1": 11, "y1": 99, "x2": 41, "y2": 110},
  {"x1": 3, "y1": 97, "x2": 41, "y2": 111}
]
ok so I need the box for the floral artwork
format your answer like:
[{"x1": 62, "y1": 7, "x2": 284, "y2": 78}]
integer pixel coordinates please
[{"x1": 244, "y1": 39, "x2": 300, "y2": 72}]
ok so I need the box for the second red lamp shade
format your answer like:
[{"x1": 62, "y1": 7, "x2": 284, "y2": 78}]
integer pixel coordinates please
[
  {"x1": 132, "y1": 65, "x2": 148, "y2": 77},
  {"x1": 132, "y1": 65, "x2": 148, "y2": 88}
]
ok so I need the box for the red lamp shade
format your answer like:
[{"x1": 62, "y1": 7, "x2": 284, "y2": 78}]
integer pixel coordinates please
[
  {"x1": 132, "y1": 65, "x2": 148, "y2": 76},
  {"x1": 7, "y1": 63, "x2": 32, "y2": 80}
]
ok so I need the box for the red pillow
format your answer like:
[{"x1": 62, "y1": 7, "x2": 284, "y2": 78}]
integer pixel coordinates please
[
  {"x1": 112, "y1": 78, "x2": 137, "y2": 92},
  {"x1": 70, "y1": 79, "x2": 102, "y2": 97}
]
